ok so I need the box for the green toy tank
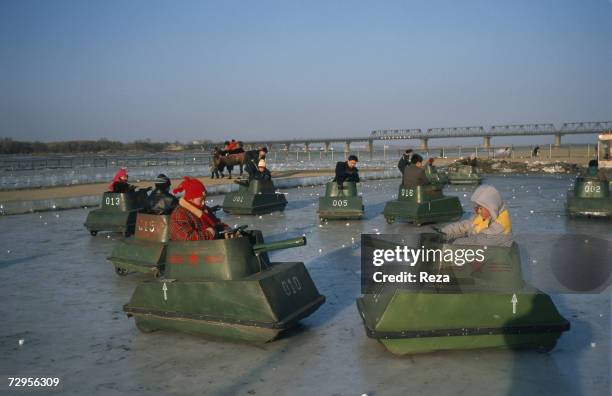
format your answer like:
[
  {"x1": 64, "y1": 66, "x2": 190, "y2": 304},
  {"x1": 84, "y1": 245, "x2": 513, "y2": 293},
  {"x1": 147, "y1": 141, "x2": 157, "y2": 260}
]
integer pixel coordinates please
[
  {"x1": 84, "y1": 191, "x2": 147, "y2": 236},
  {"x1": 447, "y1": 165, "x2": 482, "y2": 185},
  {"x1": 425, "y1": 165, "x2": 449, "y2": 187},
  {"x1": 357, "y1": 234, "x2": 570, "y2": 355},
  {"x1": 383, "y1": 185, "x2": 463, "y2": 225},
  {"x1": 222, "y1": 179, "x2": 287, "y2": 215},
  {"x1": 108, "y1": 213, "x2": 170, "y2": 277},
  {"x1": 123, "y1": 233, "x2": 325, "y2": 342},
  {"x1": 566, "y1": 177, "x2": 612, "y2": 218},
  {"x1": 318, "y1": 181, "x2": 364, "y2": 220}
]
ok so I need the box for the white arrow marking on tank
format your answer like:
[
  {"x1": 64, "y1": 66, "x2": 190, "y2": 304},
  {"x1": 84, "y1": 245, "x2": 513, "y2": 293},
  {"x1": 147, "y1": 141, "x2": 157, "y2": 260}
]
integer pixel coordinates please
[
  {"x1": 162, "y1": 283, "x2": 168, "y2": 301},
  {"x1": 511, "y1": 294, "x2": 518, "y2": 314}
]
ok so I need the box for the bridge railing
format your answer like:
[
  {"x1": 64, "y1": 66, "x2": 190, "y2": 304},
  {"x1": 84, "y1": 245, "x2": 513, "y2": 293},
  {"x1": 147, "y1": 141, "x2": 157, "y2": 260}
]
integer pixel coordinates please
[
  {"x1": 426, "y1": 126, "x2": 485, "y2": 137},
  {"x1": 267, "y1": 144, "x2": 596, "y2": 165},
  {"x1": 490, "y1": 123, "x2": 556, "y2": 135},
  {"x1": 371, "y1": 121, "x2": 611, "y2": 138},
  {"x1": 559, "y1": 121, "x2": 612, "y2": 133},
  {"x1": 370, "y1": 128, "x2": 422, "y2": 139}
]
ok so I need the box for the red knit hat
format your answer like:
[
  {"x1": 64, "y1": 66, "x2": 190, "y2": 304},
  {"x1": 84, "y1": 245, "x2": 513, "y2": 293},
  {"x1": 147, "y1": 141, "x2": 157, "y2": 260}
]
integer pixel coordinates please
[
  {"x1": 173, "y1": 176, "x2": 206, "y2": 201},
  {"x1": 108, "y1": 168, "x2": 128, "y2": 192}
]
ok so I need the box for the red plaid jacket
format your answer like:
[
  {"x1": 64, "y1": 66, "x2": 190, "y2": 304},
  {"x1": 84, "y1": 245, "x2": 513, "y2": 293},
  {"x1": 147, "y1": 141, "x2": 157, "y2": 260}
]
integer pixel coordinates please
[{"x1": 170, "y1": 205, "x2": 216, "y2": 241}]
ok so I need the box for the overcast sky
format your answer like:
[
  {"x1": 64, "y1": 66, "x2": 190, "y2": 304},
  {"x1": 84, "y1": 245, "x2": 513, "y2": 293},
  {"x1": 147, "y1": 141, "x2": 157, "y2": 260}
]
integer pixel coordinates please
[{"x1": 0, "y1": 0, "x2": 610, "y2": 144}]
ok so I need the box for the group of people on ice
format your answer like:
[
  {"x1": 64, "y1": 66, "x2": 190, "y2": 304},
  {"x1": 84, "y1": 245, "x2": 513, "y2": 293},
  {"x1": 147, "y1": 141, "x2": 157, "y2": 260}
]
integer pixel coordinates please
[
  {"x1": 109, "y1": 138, "x2": 612, "y2": 249},
  {"x1": 211, "y1": 140, "x2": 270, "y2": 181},
  {"x1": 108, "y1": 168, "x2": 241, "y2": 241},
  {"x1": 106, "y1": 142, "x2": 272, "y2": 242}
]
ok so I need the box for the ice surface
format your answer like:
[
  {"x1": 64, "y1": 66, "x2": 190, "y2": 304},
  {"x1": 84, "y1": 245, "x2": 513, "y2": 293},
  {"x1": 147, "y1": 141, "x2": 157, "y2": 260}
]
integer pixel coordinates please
[{"x1": 0, "y1": 175, "x2": 609, "y2": 395}]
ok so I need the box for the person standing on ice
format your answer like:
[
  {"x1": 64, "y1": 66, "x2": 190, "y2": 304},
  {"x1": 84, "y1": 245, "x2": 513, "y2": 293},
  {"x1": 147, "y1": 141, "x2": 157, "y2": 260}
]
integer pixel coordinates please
[
  {"x1": 440, "y1": 185, "x2": 513, "y2": 247},
  {"x1": 401, "y1": 154, "x2": 428, "y2": 188},
  {"x1": 169, "y1": 177, "x2": 237, "y2": 241},
  {"x1": 244, "y1": 147, "x2": 268, "y2": 179},
  {"x1": 334, "y1": 155, "x2": 360, "y2": 189},
  {"x1": 397, "y1": 149, "x2": 413, "y2": 174}
]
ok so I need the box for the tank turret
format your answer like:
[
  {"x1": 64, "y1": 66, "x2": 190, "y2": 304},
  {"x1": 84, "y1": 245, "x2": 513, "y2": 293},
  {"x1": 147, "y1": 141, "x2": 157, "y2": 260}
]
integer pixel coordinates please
[{"x1": 253, "y1": 236, "x2": 306, "y2": 254}]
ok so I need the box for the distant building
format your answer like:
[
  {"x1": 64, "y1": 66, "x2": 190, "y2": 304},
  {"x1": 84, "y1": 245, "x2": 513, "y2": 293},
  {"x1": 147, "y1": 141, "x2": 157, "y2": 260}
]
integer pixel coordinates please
[{"x1": 167, "y1": 144, "x2": 185, "y2": 151}]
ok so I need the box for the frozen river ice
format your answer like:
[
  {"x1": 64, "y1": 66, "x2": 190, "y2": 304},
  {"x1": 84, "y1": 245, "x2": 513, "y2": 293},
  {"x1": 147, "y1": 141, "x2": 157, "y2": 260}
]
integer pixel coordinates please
[{"x1": 1, "y1": 175, "x2": 610, "y2": 395}]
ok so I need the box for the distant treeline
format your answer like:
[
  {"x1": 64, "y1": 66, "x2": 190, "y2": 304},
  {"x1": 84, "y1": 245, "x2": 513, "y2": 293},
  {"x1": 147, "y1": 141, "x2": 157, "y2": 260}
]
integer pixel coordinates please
[{"x1": 0, "y1": 138, "x2": 211, "y2": 154}]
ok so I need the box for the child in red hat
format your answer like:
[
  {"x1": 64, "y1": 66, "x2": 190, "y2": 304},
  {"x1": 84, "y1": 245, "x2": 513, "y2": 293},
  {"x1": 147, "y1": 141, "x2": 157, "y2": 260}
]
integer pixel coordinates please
[{"x1": 170, "y1": 177, "x2": 235, "y2": 241}]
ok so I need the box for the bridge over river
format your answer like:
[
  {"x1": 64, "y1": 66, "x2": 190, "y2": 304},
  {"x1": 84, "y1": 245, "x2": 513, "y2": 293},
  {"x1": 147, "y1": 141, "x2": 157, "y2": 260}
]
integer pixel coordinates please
[{"x1": 241, "y1": 120, "x2": 611, "y2": 153}]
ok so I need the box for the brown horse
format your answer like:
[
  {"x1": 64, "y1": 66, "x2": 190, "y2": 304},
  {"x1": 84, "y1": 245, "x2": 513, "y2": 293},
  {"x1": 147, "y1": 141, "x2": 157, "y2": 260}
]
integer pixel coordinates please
[{"x1": 212, "y1": 148, "x2": 245, "y2": 179}]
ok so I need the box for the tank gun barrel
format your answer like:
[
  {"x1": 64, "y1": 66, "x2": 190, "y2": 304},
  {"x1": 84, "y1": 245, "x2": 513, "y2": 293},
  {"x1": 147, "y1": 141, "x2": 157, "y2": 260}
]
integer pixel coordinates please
[{"x1": 253, "y1": 236, "x2": 306, "y2": 254}]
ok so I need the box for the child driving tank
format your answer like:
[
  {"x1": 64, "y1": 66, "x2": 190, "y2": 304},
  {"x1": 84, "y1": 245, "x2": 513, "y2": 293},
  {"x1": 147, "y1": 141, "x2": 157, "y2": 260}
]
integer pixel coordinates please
[
  {"x1": 170, "y1": 177, "x2": 239, "y2": 241},
  {"x1": 439, "y1": 185, "x2": 513, "y2": 247}
]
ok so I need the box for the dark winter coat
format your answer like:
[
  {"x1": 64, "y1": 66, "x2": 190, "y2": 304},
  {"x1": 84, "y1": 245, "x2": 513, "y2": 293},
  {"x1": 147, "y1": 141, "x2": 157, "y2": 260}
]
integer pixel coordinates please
[
  {"x1": 146, "y1": 188, "x2": 178, "y2": 215},
  {"x1": 401, "y1": 165, "x2": 428, "y2": 188},
  {"x1": 397, "y1": 154, "x2": 411, "y2": 174},
  {"x1": 111, "y1": 181, "x2": 135, "y2": 193},
  {"x1": 333, "y1": 161, "x2": 360, "y2": 187},
  {"x1": 252, "y1": 168, "x2": 272, "y2": 181},
  {"x1": 244, "y1": 150, "x2": 265, "y2": 178}
]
